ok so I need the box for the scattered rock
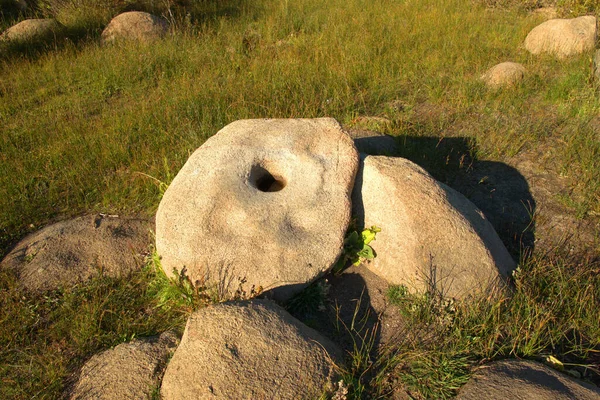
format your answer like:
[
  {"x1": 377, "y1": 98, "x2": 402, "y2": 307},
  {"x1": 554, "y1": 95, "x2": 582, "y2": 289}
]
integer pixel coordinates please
[
  {"x1": 481, "y1": 62, "x2": 526, "y2": 89},
  {"x1": 101, "y1": 11, "x2": 168, "y2": 44},
  {"x1": 524, "y1": 16, "x2": 597, "y2": 59},
  {"x1": 160, "y1": 300, "x2": 344, "y2": 400},
  {"x1": 0, "y1": 18, "x2": 62, "y2": 45},
  {"x1": 0, "y1": 214, "x2": 153, "y2": 291},
  {"x1": 457, "y1": 360, "x2": 600, "y2": 400},
  {"x1": 352, "y1": 155, "x2": 516, "y2": 299},
  {"x1": 70, "y1": 331, "x2": 179, "y2": 400},
  {"x1": 156, "y1": 118, "x2": 358, "y2": 301},
  {"x1": 346, "y1": 127, "x2": 401, "y2": 156}
]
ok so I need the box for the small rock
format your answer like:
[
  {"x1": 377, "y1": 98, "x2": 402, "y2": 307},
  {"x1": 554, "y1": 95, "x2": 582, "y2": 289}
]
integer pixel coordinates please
[
  {"x1": 156, "y1": 118, "x2": 358, "y2": 301},
  {"x1": 524, "y1": 16, "x2": 597, "y2": 59},
  {"x1": 0, "y1": 215, "x2": 153, "y2": 291},
  {"x1": 70, "y1": 332, "x2": 179, "y2": 400},
  {"x1": 160, "y1": 300, "x2": 344, "y2": 399},
  {"x1": 352, "y1": 155, "x2": 516, "y2": 299},
  {"x1": 456, "y1": 360, "x2": 600, "y2": 400},
  {"x1": 481, "y1": 62, "x2": 526, "y2": 89},
  {"x1": 0, "y1": 18, "x2": 62, "y2": 45},
  {"x1": 101, "y1": 12, "x2": 168, "y2": 44}
]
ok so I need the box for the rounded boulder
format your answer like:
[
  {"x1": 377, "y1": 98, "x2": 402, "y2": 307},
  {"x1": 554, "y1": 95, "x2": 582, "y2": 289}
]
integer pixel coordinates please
[
  {"x1": 524, "y1": 16, "x2": 597, "y2": 59},
  {"x1": 481, "y1": 62, "x2": 526, "y2": 89},
  {"x1": 457, "y1": 360, "x2": 600, "y2": 400},
  {"x1": 160, "y1": 300, "x2": 344, "y2": 399},
  {"x1": 352, "y1": 155, "x2": 516, "y2": 299},
  {"x1": 0, "y1": 18, "x2": 62, "y2": 45},
  {"x1": 156, "y1": 118, "x2": 359, "y2": 301},
  {"x1": 70, "y1": 332, "x2": 179, "y2": 400},
  {"x1": 0, "y1": 215, "x2": 153, "y2": 291},
  {"x1": 101, "y1": 11, "x2": 168, "y2": 44}
]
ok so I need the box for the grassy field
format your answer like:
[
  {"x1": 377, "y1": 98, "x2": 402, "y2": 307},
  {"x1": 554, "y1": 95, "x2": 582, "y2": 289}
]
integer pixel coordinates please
[{"x1": 1, "y1": 0, "x2": 600, "y2": 398}]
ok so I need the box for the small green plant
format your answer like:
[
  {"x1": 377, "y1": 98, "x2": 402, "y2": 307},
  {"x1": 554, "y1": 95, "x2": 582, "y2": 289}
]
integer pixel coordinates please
[
  {"x1": 146, "y1": 249, "x2": 214, "y2": 312},
  {"x1": 334, "y1": 226, "x2": 381, "y2": 273}
]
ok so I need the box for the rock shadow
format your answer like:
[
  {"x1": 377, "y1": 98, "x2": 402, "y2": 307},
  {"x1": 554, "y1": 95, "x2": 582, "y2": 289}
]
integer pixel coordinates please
[
  {"x1": 351, "y1": 134, "x2": 536, "y2": 259},
  {"x1": 286, "y1": 265, "x2": 405, "y2": 363}
]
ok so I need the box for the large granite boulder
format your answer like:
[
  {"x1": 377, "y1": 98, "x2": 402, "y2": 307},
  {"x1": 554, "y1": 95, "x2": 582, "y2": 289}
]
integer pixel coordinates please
[
  {"x1": 0, "y1": 215, "x2": 153, "y2": 291},
  {"x1": 156, "y1": 118, "x2": 359, "y2": 301},
  {"x1": 352, "y1": 156, "x2": 516, "y2": 299},
  {"x1": 457, "y1": 360, "x2": 600, "y2": 400},
  {"x1": 524, "y1": 16, "x2": 597, "y2": 59},
  {"x1": 101, "y1": 11, "x2": 168, "y2": 44},
  {"x1": 70, "y1": 332, "x2": 178, "y2": 400},
  {"x1": 481, "y1": 62, "x2": 526, "y2": 89},
  {"x1": 0, "y1": 18, "x2": 62, "y2": 45},
  {"x1": 160, "y1": 300, "x2": 344, "y2": 399}
]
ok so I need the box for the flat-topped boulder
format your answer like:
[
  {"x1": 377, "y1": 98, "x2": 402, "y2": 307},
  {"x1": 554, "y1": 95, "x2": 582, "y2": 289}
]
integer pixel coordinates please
[
  {"x1": 0, "y1": 18, "x2": 62, "y2": 45},
  {"x1": 70, "y1": 332, "x2": 178, "y2": 400},
  {"x1": 352, "y1": 155, "x2": 516, "y2": 299},
  {"x1": 481, "y1": 62, "x2": 526, "y2": 89},
  {"x1": 160, "y1": 300, "x2": 343, "y2": 399},
  {"x1": 0, "y1": 215, "x2": 153, "y2": 291},
  {"x1": 156, "y1": 118, "x2": 358, "y2": 301},
  {"x1": 101, "y1": 11, "x2": 168, "y2": 44},
  {"x1": 457, "y1": 360, "x2": 600, "y2": 399},
  {"x1": 524, "y1": 16, "x2": 597, "y2": 59}
]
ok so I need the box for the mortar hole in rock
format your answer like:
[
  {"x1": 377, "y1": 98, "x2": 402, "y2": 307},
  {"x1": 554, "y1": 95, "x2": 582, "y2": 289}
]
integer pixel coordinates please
[{"x1": 250, "y1": 165, "x2": 286, "y2": 192}]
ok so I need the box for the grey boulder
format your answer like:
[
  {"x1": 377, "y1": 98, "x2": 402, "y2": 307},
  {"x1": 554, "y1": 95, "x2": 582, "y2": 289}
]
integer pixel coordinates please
[
  {"x1": 160, "y1": 300, "x2": 344, "y2": 400},
  {"x1": 101, "y1": 12, "x2": 168, "y2": 44},
  {"x1": 524, "y1": 16, "x2": 597, "y2": 59},
  {"x1": 352, "y1": 155, "x2": 516, "y2": 299},
  {"x1": 457, "y1": 360, "x2": 600, "y2": 400},
  {"x1": 156, "y1": 118, "x2": 359, "y2": 301},
  {"x1": 0, "y1": 215, "x2": 153, "y2": 291},
  {"x1": 70, "y1": 332, "x2": 179, "y2": 400}
]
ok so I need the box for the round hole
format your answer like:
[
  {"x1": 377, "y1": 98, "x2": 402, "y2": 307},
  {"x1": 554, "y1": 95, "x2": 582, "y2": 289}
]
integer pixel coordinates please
[{"x1": 249, "y1": 165, "x2": 286, "y2": 192}]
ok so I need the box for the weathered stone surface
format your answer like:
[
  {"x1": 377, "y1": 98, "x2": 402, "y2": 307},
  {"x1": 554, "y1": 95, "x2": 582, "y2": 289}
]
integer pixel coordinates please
[
  {"x1": 0, "y1": 18, "x2": 62, "y2": 44},
  {"x1": 101, "y1": 11, "x2": 168, "y2": 44},
  {"x1": 70, "y1": 332, "x2": 179, "y2": 400},
  {"x1": 524, "y1": 16, "x2": 597, "y2": 59},
  {"x1": 352, "y1": 155, "x2": 516, "y2": 299},
  {"x1": 481, "y1": 62, "x2": 526, "y2": 89},
  {"x1": 160, "y1": 300, "x2": 343, "y2": 400},
  {"x1": 0, "y1": 215, "x2": 153, "y2": 291},
  {"x1": 457, "y1": 360, "x2": 600, "y2": 400},
  {"x1": 156, "y1": 118, "x2": 358, "y2": 301}
]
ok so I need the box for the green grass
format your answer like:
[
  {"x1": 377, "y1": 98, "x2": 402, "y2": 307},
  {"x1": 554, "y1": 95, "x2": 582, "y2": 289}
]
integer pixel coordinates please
[
  {"x1": 374, "y1": 251, "x2": 600, "y2": 399},
  {"x1": 1, "y1": 0, "x2": 600, "y2": 398},
  {"x1": 2, "y1": 0, "x2": 600, "y2": 257},
  {"x1": 0, "y1": 249, "x2": 216, "y2": 399}
]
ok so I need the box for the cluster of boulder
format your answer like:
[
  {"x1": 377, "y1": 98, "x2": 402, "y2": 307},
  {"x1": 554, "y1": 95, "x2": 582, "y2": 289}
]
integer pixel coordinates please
[
  {"x1": 481, "y1": 14, "x2": 597, "y2": 88},
  {"x1": 2, "y1": 118, "x2": 599, "y2": 397},
  {"x1": 0, "y1": 10, "x2": 168, "y2": 47}
]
